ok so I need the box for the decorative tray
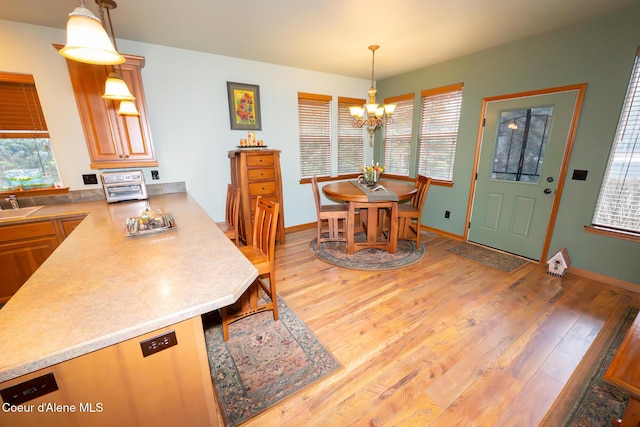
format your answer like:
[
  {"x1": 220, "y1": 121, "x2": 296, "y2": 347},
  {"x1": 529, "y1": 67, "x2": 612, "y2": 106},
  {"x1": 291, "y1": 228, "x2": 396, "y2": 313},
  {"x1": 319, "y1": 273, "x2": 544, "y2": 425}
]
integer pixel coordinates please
[{"x1": 124, "y1": 212, "x2": 177, "y2": 237}]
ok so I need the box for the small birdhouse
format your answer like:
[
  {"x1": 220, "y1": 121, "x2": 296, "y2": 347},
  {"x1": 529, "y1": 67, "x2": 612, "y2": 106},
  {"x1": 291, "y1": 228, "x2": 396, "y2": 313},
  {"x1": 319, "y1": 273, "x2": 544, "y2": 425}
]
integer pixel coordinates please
[{"x1": 547, "y1": 248, "x2": 571, "y2": 277}]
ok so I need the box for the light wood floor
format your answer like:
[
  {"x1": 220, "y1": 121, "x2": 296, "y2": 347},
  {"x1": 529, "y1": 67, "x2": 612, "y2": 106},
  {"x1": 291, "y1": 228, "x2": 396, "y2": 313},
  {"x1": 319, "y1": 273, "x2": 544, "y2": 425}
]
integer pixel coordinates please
[{"x1": 240, "y1": 228, "x2": 639, "y2": 427}]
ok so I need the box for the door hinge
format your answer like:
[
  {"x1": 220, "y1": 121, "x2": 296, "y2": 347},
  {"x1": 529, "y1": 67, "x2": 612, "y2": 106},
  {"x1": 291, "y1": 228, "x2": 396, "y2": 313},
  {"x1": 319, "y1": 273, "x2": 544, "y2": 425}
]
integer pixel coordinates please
[
  {"x1": 475, "y1": 172, "x2": 478, "y2": 180},
  {"x1": 468, "y1": 221, "x2": 471, "y2": 229},
  {"x1": 482, "y1": 118, "x2": 486, "y2": 127}
]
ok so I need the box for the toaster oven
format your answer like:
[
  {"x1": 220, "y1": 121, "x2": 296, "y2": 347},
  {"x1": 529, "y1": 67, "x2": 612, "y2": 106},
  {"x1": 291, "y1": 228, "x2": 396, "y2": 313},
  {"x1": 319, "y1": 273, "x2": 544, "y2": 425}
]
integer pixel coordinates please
[{"x1": 101, "y1": 170, "x2": 148, "y2": 203}]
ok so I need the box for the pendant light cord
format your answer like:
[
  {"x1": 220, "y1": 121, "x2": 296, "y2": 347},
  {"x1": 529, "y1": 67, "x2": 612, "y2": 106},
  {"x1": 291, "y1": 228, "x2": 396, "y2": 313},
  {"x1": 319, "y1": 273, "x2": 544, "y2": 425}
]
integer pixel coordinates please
[{"x1": 97, "y1": 0, "x2": 121, "y2": 74}]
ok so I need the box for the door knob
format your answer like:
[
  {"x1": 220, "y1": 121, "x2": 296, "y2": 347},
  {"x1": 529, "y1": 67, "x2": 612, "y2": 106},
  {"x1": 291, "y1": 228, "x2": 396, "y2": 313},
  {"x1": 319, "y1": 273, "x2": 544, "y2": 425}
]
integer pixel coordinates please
[
  {"x1": 544, "y1": 188, "x2": 552, "y2": 194},
  {"x1": 546, "y1": 177, "x2": 554, "y2": 182}
]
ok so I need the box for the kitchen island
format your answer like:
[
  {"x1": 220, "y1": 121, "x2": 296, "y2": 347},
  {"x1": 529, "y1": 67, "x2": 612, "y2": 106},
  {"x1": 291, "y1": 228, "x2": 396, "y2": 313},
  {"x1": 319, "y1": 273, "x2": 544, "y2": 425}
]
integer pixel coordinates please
[{"x1": 0, "y1": 193, "x2": 258, "y2": 426}]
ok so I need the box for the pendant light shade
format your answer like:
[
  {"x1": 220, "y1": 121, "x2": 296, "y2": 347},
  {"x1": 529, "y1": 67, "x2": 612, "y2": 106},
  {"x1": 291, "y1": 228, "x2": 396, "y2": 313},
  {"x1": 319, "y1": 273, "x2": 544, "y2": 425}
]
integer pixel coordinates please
[
  {"x1": 117, "y1": 100, "x2": 140, "y2": 116},
  {"x1": 59, "y1": 3, "x2": 125, "y2": 65},
  {"x1": 102, "y1": 72, "x2": 135, "y2": 100}
]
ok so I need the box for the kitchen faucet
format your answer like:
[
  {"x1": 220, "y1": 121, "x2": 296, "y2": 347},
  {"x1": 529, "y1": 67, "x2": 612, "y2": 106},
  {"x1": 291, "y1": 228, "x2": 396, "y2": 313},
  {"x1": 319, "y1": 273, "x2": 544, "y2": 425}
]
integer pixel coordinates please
[{"x1": 6, "y1": 195, "x2": 19, "y2": 209}]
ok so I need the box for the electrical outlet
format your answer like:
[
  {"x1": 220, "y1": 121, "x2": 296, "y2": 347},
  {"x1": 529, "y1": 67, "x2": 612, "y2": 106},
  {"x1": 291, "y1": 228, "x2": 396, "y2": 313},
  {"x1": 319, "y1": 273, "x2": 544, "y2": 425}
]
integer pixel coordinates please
[
  {"x1": 140, "y1": 330, "x2": 177, "y2": 357},
  {"x1": 0, "y1": 372, "x2": 58, "y2": 405},
  {"x1": 82, "y1": 174, "x2": 98, "y2": 185},
  {"x1": 445, "y1": 210, "x2": 451, "y2": 219},
  {"x1": 151, "y1": 170, "x2": 159, "y2": 180}
]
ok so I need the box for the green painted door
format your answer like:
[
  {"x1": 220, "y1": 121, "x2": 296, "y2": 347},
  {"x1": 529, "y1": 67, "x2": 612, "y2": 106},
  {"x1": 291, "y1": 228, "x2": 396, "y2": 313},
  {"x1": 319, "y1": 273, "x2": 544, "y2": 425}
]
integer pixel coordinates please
[{"x1": 469, "y1": 89, "x2": 580, "y2": 261}]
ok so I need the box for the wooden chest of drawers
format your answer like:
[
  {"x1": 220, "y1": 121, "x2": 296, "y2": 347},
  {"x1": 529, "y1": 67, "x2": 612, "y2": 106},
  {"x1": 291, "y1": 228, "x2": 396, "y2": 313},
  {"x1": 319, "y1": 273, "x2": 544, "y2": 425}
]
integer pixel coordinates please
[{"x1": 229, "y1": 149, "x2": 285, "y2": 245}]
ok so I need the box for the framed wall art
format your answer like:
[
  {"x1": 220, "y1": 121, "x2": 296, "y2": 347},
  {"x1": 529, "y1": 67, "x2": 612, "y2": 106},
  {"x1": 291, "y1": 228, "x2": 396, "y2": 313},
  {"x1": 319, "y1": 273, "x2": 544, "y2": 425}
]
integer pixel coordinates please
[{"x1": 226, "y1": 82, "x2": 262, "y2": 130}]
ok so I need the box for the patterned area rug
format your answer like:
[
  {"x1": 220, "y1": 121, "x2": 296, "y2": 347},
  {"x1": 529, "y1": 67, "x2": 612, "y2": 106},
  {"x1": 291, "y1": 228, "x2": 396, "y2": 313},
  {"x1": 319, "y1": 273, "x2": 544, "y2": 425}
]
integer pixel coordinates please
[
  {"x1": 446, "y1": 242, "x2": 529, "y2": 273},
  {"x1": 310, "y1": 231, "x2": 426, "y2": 270},
  {"x1": 542, "y1": 306, "x2": 638, "y2": 426},
  {"x1": 203, "y1": 296, "x2": 341, "y2": 426}
]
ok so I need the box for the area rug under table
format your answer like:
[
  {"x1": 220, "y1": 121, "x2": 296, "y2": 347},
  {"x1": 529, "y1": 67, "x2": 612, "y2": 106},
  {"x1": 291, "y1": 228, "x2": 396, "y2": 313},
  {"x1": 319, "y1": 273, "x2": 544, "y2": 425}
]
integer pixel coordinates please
[
  {"x1": 203, "y1": 296, "x2": 341, "y2": 426},
  {"x1": 310, "y1": 231, "x2": 426, "y2": 270},
  {"x1": 446, "y1": 242, "x2": 529, "y2": 273}
]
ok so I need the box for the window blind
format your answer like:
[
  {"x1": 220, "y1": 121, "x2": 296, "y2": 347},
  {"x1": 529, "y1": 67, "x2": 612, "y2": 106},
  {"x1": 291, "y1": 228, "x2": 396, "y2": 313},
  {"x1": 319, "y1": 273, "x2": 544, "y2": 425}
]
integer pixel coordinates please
[
  {"x1": 383, "y1": 94, "x2": 414, "y2": 175},
  {"x1": 592, "y1": 50, "x2": 640, "y2": 233},
  {"x1": 298, "y1": 92, "x2": 331, "y2": 178},
  {"x1": 0, "y1": 73, "x2": 49, "y2": 138},
  {"x1": 418, "y1": 83, "x2": 463, "y2": 181},
  {"x1": 338, "y1": 97, "x2": 365, "y2": 174}
]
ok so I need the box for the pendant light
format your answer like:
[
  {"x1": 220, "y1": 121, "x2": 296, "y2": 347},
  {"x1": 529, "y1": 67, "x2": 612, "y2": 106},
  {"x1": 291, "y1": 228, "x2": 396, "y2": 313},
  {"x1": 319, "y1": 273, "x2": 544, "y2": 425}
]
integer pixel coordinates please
[
  {"x1": 59, "y1": 0, "x2": 125, "y2": 65},
  {"x1": 117, "y1": 100, "x2": 140, "y2": 116},
  {"x1": 96, "y1": 0, "x2": 139, "y2": 116},
  {"x1": 103, "y1": 72, "x2": 135, "y2": 101}
]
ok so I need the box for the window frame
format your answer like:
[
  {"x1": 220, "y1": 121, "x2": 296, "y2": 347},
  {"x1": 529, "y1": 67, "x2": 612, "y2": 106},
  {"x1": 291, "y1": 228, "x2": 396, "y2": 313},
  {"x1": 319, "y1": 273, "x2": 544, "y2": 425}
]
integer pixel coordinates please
[
  {"x1": 337, "y1": 96, "x2": 365, "y2": 176},
  {"x1": 297, "y1": 92, "x2": 332, "y2": 179},
  {"x1": 382, "y1": 93, "x2": 415, "y2": 176},
  {"x1": 0, "y1": 72, "x2": 67, "y2": 197},
  {"x1": 417, "y1": 83, "x2": 464, "y2": 182},
  {"x1": 588, "y1": 49, "x2": 640, "y2": 241}
]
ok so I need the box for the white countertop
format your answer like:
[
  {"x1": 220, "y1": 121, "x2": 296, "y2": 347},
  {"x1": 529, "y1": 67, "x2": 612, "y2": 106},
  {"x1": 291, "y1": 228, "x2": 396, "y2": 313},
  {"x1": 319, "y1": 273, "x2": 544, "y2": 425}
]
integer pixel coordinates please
[{"x1": 0, "y1": 193, "x2": 258, "y2": 383}]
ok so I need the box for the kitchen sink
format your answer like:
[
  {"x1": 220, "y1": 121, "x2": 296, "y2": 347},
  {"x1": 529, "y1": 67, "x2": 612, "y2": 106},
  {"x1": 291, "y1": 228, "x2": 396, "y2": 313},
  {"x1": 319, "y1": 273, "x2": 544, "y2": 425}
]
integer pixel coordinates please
[{"x1": 0, "y1": 205, "x2": 44, "y2": 220}]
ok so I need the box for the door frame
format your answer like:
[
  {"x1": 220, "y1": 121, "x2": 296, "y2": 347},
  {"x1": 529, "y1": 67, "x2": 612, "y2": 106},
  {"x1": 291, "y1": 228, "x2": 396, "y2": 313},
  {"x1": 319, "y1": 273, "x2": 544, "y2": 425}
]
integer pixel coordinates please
[{"x1": 464, "y1": 83, "x2": 587, "y2": 263}]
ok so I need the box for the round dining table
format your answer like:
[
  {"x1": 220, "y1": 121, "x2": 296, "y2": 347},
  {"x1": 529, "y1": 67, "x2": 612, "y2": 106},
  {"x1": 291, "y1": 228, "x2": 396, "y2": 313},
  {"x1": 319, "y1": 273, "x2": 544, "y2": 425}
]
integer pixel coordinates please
[{"x1": 322, "y1": 180, "x2": 417, "y2": 254}]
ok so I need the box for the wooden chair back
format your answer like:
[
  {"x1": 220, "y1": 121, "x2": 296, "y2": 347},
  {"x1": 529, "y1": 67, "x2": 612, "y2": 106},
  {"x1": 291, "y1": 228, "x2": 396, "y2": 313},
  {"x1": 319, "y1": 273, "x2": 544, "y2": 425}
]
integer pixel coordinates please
[
  {"x1": 412, "y1": 175, "x2": 432, "y2": 211},
  {"x1": 310, "y1": 176, "x2": 349, "y2": 249},
  {"x1": 311, "y1": 176, "x2": 322, "y2": 215},
  {"x1": 226, "y1": 184, "x2": 240, "y2": 225},
  {"x1": 217, "y1": 184, "x2": 241, "y2": 246},
  {"x1": 251, "y1": 196, "x2": 280, "y2": 262}
]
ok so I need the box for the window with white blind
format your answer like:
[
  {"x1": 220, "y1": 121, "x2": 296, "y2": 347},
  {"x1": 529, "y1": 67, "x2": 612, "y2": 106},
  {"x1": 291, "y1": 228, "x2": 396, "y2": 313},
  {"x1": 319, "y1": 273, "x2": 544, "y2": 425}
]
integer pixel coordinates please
[
  {"x1": 337, "y1": 97, "x2": 365, "y2": 174},
  {"x1": 383, "y1": 94, "x2": 414, "y2": 175},
  {"x1": 592, "y1": 50, "x2": 640, "y2": 234},
  {"x1": 298, "y1": 92, "x2": 331, "y2": 178},
  {"x1": 0, "y1": 72, "x2": 61, "y2": 190},
  {"x1": 418, "y1": 83, "x2": 463, "y2": 181}
]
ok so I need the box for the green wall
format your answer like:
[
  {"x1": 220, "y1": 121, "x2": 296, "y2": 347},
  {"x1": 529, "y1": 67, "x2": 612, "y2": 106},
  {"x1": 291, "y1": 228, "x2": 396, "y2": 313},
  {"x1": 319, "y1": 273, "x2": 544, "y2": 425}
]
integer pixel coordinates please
[{"x1": 377, "y1": 4, "x2": 640, "y2": 284}]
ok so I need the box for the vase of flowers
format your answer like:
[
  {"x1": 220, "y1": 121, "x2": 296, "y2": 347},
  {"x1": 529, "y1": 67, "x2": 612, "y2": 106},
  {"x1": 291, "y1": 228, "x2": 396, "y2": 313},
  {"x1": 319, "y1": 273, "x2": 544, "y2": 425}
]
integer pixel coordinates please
[{"x1": 360, "y1": 162, "x2": 384, "y2": 187}]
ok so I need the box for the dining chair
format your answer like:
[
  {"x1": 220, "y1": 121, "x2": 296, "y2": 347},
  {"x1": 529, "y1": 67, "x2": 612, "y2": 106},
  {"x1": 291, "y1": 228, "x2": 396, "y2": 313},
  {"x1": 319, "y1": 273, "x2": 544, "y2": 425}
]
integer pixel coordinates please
[
  {"x1": 220, "y1": 196, "x2": 280, "y2": 341},
  {"x1": 215, "y1": 184, "x2": 241, "y2": 246},
  {"x1": 397, "y1": 175, "x2": 432, "y2": 249},
  {"x1": 311, "y1": 176, "x2": 349, "y2": 250}
]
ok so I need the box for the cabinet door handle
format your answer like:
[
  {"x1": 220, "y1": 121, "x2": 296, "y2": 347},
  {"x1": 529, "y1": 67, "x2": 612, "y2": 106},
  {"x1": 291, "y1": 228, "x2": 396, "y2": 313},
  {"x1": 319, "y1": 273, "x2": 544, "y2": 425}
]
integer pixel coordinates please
[
  {"x1": 119, "y1": 155, "x2": 124, "y2": 158},
  {"x1": 125, "y1": 155, "x2": 130, "y2": 158}
]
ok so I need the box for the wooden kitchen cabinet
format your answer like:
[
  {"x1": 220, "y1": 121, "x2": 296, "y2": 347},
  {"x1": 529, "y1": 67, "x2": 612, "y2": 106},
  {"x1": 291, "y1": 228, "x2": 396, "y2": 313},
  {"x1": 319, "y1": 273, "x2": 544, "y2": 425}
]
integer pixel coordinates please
[
  {"x1": 0, "y1": 221, "x2": 59, "y2": 304},
  {"x1": 56, "y1": 216, "x2": 86, "y2": 238},
  {"x1": 58, "y1": 46, "x2": 157, "y2": 169},
  {"x1": 229, "y1": 149, "x2": 285, "y2": 245},
  {"x1": 0, "y1": 316, "x2": 221, "y2": 427},
  {"x1": 0, "y1": 215, "x2": 87, "y2": 303}
]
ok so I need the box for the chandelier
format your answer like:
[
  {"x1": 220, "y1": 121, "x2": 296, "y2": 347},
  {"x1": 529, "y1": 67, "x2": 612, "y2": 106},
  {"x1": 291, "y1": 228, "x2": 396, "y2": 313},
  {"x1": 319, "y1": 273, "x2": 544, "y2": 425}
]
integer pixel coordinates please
[{"x1": 350, "y1": 45, "x2": 396, "y2": 144}]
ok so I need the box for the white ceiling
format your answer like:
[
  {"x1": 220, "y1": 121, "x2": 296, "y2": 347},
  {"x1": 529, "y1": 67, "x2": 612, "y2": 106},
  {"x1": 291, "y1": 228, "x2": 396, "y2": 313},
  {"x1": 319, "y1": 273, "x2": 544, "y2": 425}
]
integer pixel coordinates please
[{"x1": 0, "y1": 0, "x2": 636, "y2": 80}]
